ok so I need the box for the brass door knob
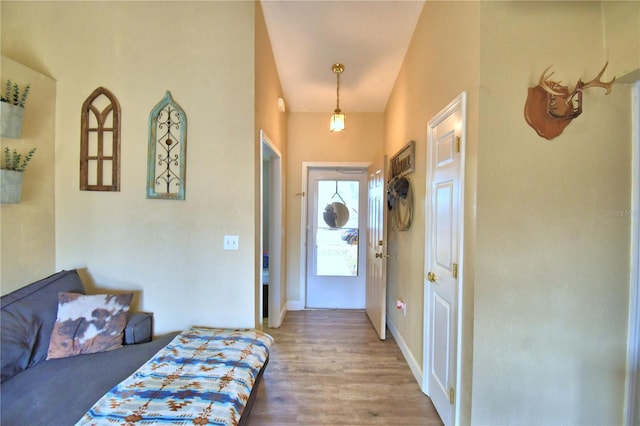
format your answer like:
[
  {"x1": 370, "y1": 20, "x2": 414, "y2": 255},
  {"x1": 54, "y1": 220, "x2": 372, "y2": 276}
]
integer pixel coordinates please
[{"x1": 427, "y1": 271, "x2": 437, "y2": 282}]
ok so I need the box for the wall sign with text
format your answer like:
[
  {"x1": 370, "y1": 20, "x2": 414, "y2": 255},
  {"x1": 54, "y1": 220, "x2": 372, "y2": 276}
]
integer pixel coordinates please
[{"x1": 390, "y1": 140, "x2": 415, "y2": 178}]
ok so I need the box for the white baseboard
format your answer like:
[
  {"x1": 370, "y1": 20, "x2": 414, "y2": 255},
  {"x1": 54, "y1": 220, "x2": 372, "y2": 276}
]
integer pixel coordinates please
[
  {"x1": 387, "y1": 319, "x2": 423, "y2": 386},
  {"x1": 287, "y1": 300, "x2": 304, "y2": 311}
]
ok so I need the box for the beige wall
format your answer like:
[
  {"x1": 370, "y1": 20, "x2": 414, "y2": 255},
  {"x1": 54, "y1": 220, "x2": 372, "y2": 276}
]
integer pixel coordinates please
[
  {"x1": 1, "y1": 56, "x2": 56, "y2": 293},
  {"x1": 255, "y1": 1, "x2": 288, "y2": 325},
  {"x1": 603, "y1": 1, "x2": 640, "y2": 82},
  {"x1": 386, "y1": 1, "x2": 636, "y2": 424},
  {"x1": 255, "y1": 2, "x2": 287, "y2": 156},
  {"x1": 384, "y1": 2, "x2": 480, "y2": 422},
  {"x1": 285, "y1": 112, "x2": 383, "y2": 306},
  {"x1": 1, "y1": 1, "x2": 259, "y2": 334},
  {"x1": 473, "y1": 2, "x2": 633, "y2": 424}
]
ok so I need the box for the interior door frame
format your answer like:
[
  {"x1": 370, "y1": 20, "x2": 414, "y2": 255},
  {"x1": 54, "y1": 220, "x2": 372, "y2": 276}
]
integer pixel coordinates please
[
  {"x1": 260, "y1": 129, "x2": 284, "y2": 328},
  {"x1": 625, "y1": 80, "x2": 640, "y2": 425},
  {"x1": 297, "y1": 162, "x2": 372, "y2": 311},
  {"x1": 422, "y1": 92, "x2": 467, "y2": 424}
]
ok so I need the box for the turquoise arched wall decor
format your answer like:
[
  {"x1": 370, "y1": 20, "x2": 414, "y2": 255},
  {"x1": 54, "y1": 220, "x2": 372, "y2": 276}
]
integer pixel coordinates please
[{"x1": 147, "y1": 91, "x2": 187, "y2": 200}]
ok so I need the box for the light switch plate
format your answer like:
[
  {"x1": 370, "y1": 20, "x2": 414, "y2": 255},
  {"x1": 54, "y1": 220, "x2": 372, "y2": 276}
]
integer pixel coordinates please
[{"x1": 224, "y1": 235, "x2": 239, "y2": 250}]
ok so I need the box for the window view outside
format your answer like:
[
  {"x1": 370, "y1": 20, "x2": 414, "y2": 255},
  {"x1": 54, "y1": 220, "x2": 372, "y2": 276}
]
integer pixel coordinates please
[{"x1": 315, "y1": 180, "x2": 360, "y2": 276}]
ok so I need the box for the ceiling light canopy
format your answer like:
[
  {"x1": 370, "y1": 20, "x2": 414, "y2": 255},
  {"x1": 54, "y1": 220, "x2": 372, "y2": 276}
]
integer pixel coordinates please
[{"x1": 330, "y1": 63, "x2": 345, "y2": 132}]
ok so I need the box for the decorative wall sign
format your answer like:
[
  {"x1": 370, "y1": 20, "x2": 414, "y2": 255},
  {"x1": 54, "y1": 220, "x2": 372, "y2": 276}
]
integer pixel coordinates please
[
  {"x1": 147, "y1": 91, "x2": 187, "y2": 200},
  {"x1": 390, "y1": 140, "x2": 415, "y2": 179},
  {"x1": 80, "y1": 87, "x2": 121, "y2": 191}
]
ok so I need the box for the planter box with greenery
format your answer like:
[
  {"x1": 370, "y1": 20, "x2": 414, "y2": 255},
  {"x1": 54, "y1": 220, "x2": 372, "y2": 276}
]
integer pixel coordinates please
[
  {"x1": 1, "y1": 80, "x2": 30, "y2": 139},
  {"x1": 1, "y1": 147, "x2": 36, "y2": 203}
]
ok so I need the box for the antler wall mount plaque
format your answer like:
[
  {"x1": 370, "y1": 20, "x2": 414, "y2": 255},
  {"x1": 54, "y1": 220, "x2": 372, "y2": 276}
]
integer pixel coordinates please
[{"x1": 524, "y1": 62, "x2": 615, "y2": 140}]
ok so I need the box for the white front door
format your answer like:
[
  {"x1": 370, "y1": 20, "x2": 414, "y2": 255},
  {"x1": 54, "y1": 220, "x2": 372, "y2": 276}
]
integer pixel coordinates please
[
  {"x1": 366, "y1": 160, "x2": 388, "y2": 339},
  {"x1": 306, "y1": 167, "x2": 367, "y2": 309},
  {"x1": 424, "y1": 93, "x2": 466, "y2": 426}
]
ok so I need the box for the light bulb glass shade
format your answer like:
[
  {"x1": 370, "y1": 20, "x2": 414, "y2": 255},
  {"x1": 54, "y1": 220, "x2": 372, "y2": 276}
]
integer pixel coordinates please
[{"x1": 330, "y1": 112, "x2": 345, "y2": 132}]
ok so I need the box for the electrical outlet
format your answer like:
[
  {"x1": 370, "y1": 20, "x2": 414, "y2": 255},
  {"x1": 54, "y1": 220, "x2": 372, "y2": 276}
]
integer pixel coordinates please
[
  {"x1": 224, "y1": 235, "x2": 239, "y2": 250},
  {"x1": 396, "y1": 300, "x2": 407, "y2": 316}
]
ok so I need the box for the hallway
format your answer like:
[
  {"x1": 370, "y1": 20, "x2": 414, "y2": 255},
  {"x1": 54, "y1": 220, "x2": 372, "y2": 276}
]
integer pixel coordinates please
[{"x1": 247, "y1": 310, "x2": 442, "y2": 425}]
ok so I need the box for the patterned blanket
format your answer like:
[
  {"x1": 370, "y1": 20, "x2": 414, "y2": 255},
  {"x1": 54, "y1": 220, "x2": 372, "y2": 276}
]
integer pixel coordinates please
[{"x1": 77, "y1": 327, "x2": 273, "y2": 426}]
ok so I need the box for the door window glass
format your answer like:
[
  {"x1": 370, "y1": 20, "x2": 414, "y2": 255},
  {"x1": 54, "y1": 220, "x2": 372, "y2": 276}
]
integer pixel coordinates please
[{"x1": 315, "y1": 180, "x2": 359, "y2": 276}]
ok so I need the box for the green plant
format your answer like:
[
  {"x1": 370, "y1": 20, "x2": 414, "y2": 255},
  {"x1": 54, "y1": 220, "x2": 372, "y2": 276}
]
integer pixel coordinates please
[
  {"x1": 1, "y1": 80, "x2": 30, "y2": 108},
  {"x1": 2, "y1": 147, "x2": 36, "y2": 172}
]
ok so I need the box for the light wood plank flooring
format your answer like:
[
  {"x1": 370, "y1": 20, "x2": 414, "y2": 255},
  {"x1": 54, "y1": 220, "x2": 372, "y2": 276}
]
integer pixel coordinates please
[{"x1": 247, "y1": 310, "x2": 443, "y2": 426}]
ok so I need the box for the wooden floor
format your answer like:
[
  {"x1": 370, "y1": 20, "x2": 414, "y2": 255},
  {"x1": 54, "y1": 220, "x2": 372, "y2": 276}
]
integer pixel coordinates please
[{"x1": 247, "y1": 310, "x2": 443, "y2": 426}]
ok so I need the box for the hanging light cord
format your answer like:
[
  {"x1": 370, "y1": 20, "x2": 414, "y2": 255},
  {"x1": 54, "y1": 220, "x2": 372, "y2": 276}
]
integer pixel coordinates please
[
  {"x1": 335, "y1": 69, "x2": 341, "y2": 112},
  {"x1": 332, "y1": 63, "x2": 344, "y2": 114}
]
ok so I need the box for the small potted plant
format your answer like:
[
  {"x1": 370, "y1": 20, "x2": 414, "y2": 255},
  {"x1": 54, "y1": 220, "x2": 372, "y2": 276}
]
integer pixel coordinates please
[
  {"x1": 1, "y1": 80, "x2": 31, "y2": 139},
  {"x1": 1, "y1": 146, "x2": 36, "y2": 203}
]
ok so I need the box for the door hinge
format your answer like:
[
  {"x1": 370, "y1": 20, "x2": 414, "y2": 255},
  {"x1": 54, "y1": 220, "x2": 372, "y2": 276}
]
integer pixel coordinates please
[
  {"x1": 449, "y1": 387, "x2": 455, "y2": 404},
  {"x1": 452, "y1": 263, "x2": 458, "y2": 279},
  {"x1": 456, "y1": 136, "x2": 461, "y2": 153}
]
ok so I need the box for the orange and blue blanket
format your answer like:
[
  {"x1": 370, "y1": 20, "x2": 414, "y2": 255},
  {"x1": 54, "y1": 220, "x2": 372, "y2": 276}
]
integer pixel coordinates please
[{"x1": 77, "y1": 327, "x2": 273, "y2": 426}]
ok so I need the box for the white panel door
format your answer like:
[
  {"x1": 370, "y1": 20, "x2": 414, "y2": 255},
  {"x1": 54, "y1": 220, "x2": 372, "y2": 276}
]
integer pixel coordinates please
[
  {"x1": 366, "y1": 160, "x2": 388, "y2": 340},
  {"x1": 425, "y1": 94, "x2": 465, "y2": 426}
]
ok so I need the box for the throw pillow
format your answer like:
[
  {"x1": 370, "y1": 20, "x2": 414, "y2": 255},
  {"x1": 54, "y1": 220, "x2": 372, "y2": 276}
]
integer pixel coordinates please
[{"x1": 47, "y1": 292, "x2": 133, "y2": 360}]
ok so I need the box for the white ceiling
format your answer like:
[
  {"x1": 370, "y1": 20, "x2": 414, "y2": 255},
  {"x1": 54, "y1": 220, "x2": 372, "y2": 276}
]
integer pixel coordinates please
[{"x1": 260, "y1": 0, "x2": 425, "y2": 113}]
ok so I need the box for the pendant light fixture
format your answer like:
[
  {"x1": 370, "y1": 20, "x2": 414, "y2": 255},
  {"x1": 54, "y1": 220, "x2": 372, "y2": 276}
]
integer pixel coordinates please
[{"x1": 330, "y1": 63, "x2": 345, "y2": 132}]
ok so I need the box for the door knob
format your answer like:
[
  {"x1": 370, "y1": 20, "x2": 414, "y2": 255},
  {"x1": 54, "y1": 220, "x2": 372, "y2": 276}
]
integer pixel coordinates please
[
  {"x1": 375, "y1": 252, "x2": 390, "y2": 259},
  {"x1": 427, "y1": 271, "x2": 437, "y2": 282}
]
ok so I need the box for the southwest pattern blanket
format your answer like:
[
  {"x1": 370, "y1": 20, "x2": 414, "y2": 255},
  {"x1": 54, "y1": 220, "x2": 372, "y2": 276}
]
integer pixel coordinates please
[{"x1": 76, "y1": 327, "x2": 273, "y2": 426}]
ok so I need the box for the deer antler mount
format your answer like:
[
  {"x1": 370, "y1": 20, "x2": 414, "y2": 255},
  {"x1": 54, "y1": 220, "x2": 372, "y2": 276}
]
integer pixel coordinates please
[{"x1": 524, "y1": 62, "x2": 615, "y2": 140}]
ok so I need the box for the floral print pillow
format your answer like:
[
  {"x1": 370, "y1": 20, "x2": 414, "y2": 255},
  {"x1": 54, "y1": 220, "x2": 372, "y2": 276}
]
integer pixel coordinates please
[{"x1": 47, "y1": 292, "x2": 132, "y2": 360}]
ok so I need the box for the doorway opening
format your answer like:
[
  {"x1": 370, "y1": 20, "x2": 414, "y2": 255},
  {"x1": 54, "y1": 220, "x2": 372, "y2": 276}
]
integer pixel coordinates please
[
  {"x1": 260, "y1": 130, "x2": 283, "y2": 328},
  {"x1": 299, "y1": 162, "x2": 370, "y2": 310},
  {"x1": 306, "y1": 167, "x2": 367, "y2": 309}
]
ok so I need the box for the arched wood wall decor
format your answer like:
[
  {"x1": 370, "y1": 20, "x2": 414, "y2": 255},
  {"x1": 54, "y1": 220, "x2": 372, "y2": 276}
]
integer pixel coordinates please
[
  {"x1": 147, "y1": 91, "x2": 187, "y2": 200},
  {"x1": 80, "y1": 87, "x2": 121, "y2": 191}
]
